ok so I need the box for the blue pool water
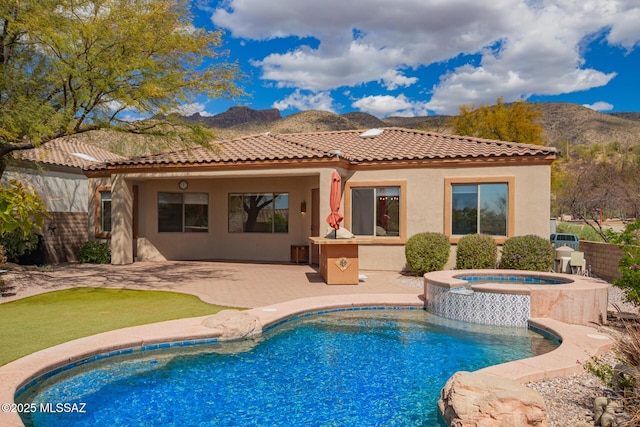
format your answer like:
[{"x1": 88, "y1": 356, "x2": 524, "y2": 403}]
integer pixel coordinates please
[
  {"x1": 457, "y1": 275, "x2": 570, "y2": 285},
  {"x1": 17, "y1": 309, "x2": 558, "y2": 427}
]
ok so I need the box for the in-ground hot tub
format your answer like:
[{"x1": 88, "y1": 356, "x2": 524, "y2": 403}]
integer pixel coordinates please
[{"x1": 424, "y1": 269, "x2": 609, "y2": 327}]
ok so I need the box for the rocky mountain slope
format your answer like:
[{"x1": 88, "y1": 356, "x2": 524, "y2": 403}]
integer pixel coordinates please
[
  {"x1": 66, "y1": 102, "x2": 640, "y2": 158},
  {"x1": 194, "y1": 102, "x2": 640, "y2": 149}
]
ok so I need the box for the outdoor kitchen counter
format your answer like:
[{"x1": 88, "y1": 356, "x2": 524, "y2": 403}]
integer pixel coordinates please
[{"x1": 309, "y1": 237, "x2": 373, "y2": 285}]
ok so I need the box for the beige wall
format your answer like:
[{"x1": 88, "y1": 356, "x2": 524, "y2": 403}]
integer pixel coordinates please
[
  {"x1": 4, "y1": 167, "x2": 88, "y2": 213},
  {"x1": 134, "y1": 175, "x2": 318, "y2": 262},
  {"x1": 346, "y1": 164, "x2": 551, "y2": 270},
  {"x1": 89, "y1": 162, "x2": 551, "y2": 269}
]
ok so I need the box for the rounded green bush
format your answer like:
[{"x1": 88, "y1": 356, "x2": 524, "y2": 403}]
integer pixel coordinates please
[
  {"x1": 456, "y1": 234, "x2": 498, "y2": 269},
  {"x1": 78, "y1": 241, "x2": 111, "y2": 264},
  {"x1": 405, "y1": 232, "x2": 450, "y2": 276},
  {"x1": 499, "y1": 235, "x2": 554, "y2": 271},
  {"x1": 0, "y1": 229, "x2": 38, "y2": 263}
]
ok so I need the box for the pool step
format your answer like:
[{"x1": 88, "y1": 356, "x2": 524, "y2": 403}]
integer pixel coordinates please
[{"x1": 449, "y1": 287, "x2": 474, "y2": 296}]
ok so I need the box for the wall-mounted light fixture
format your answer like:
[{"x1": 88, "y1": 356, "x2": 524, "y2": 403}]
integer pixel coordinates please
[{"x1": 300, "y1": 200, "x2": 307, "y2": 214}]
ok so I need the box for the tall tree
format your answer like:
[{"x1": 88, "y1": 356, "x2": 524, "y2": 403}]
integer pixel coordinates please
[
  {"x1": 451, "y1": 97, "x2": 545, "y2": 145},
  {"x1": 0, "y1": 0, "x2": 242, "y2": 176}
]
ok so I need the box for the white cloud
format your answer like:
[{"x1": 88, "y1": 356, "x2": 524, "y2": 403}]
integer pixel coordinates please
[
  {"x1": 583, "y1": 101, "x2": 614, "y2": 111},
  {"x1": 380, "y1": 70, "x2": 418, "y2": 90},
  {"x1": 212, "y1": 0, "x2": 640, "y2": 114},
  {"x1": 352, "y1": 94, "x2": 429, "y2": 118},
  {"x1": 169, "y1": 103, "x2": 214, "y2": 116},
  {"x1": 273, "y1": 90, "x2": 336, "y2": 112}
]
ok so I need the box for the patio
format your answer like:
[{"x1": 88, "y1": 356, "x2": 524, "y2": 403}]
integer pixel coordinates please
[{"x1": 0, "y1": 261, "x2": 423, "y2": 308}]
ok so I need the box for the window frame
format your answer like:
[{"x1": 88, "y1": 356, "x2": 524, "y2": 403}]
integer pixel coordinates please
[
  {"x1": 227, "y1": 192, "x2": 290, "y2": 234},
  {"x1": 344, "y1": 180, "x2": 406, "y2": 244},
  {"x1": 444, "y1": 176, "x2": 515, "y2": 244},
  {"x1": 157, "y1": 192, "x2": 209, "y2": 233},
  {"x1": 94, "y1": 186, "x2": 112, "y2": 239}
]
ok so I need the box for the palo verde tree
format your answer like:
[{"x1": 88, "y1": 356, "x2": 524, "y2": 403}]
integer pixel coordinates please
[
  {"x1": 0, "y1": 0, "x2": 243, "y2": 177},
  {"x1": 451, "y1": 97, "x2": 545, "y2": 145}
]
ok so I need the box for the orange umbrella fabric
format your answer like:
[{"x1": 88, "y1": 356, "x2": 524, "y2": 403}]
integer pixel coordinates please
[{"x1": 326, "y1": 170, "x2": 343, "y2": 230}]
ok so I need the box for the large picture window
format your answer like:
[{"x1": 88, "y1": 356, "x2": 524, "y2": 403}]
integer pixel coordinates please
[
  {"x1": 351, "y1": 187, "x2": 400, "y2": 237},
  {"x1": 451, "y1": 183, "x2": 508, "y2": 236},
  {"x1": 228, "y1": 193, "x2": 289, "y2": 233},
  {"x1": 158, "y1": 192, "x2": 208, "y2": 232},
  {"x1": 444, "y1": 176, "x2": 517, "y2": 242}
]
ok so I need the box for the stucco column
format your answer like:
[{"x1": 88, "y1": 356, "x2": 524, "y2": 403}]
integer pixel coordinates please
[
  {"x1": 110, "y1": 173, "x2": 134, "y2": 264},
  {"x1": 318, "y1": 168, "x2": 334, "y2": 236}
]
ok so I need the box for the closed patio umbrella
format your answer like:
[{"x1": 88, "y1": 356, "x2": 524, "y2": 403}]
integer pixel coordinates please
[{"x1": 326, "y1": 170, "x2": 343, "y2": 236}]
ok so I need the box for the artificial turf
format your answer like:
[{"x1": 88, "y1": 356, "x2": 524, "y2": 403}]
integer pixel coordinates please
[{"x1": 0, "y1": 287, "x2": 230, "y2": 365}]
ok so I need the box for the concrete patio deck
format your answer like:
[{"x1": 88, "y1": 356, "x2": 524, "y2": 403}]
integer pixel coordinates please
[{"x1": 0, "y1": 260, "x2": 423, "y2": 307}]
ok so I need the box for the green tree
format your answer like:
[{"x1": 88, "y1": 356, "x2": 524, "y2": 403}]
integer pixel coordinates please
[
  {"x1": 0, "y1": 180, "x2": 48, "y2": 237},
  {"x1": 0, "y1": 0, "x2": 242, "y2": 176},
  {"x1": 613, "y1": 219, "x2": 640, "y2": 306},
  {"x1": 451, "y1": 97, "x2": 545, "y2": 145}
]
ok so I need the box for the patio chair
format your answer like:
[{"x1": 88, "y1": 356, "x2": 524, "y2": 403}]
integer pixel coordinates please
[{"x1": 570, "y1": 251, "x2": 585, "y2": 275}]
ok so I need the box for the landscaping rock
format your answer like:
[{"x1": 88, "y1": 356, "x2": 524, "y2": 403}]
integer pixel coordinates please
[
  {"x1": 439, "y1": 371, "x2": 548, "y2": 427},
  {"x1": 201, "y1": 310, "x2": 261, "y2": 340}
]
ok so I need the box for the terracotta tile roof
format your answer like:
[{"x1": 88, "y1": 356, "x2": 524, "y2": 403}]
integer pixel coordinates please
[
  {"x1": 16, "y1": 139, "x2": 125, "y2": 169},
  {"x1": 88, "y1": 127, "x2": 556, "y2": 170}
]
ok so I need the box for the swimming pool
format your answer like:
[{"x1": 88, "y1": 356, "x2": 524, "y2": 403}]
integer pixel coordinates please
[
  {"x1": 455, "y1": 274, "x2": 570, "y2": 285},
  {"x1": 16, "y1": 309, "x2": 558, "y2": 427}
]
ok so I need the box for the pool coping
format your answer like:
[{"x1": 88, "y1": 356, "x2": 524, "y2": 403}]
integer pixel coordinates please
[{"x1": 0, "y1": 293, "x2": 614, "y2": 427}]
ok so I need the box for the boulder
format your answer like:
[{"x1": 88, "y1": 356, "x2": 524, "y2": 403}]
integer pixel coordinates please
[
  {"x1": 439, "y1": 371, "x2": 548, "y2": 427},
  {"x1": 201, "y1": 310, "x2": 261, "y2": 340}
]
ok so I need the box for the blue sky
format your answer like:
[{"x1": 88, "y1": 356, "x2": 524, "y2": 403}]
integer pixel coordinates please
[{"x1": 182, "y1": 0, "x2": 640, "y2": 118}]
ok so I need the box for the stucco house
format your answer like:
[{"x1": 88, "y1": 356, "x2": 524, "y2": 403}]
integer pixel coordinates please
[
  {"x1": 3, "y1": 139, "x2": 124, "y2": 263},
  {"x1": 84, "y1": 127, "x2": 556, "y2": 271}
]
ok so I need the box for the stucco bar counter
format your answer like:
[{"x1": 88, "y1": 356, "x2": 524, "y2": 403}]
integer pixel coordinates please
[{"x1": 309, "y1": 237, "x2": 373, "y2": 285}]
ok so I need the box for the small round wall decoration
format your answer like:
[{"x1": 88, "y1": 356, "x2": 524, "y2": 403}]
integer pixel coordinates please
[{"x1": 178, "y1": 180, "x2": 189, "y2": 190}]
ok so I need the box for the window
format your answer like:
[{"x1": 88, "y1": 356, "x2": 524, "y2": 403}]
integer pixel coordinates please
[
  {"x1": 228, "y1": 193, "x2": 289, "y2": 233},
  {"x1": 445, "y1": 177, "x2": 514, "y2": 242},
  {"x1": 99, "y1": 191, "x2": 112, "y2": 233},
  {"x1": 351, "y1": 186, "x2": 400, "y2": 237},
  {"x1": 451, "y1": 183, "x2": 508, "y2": 236},
  {"x1": 158, "y1": 192, "x2": 208, "y2": 232},
  {"x1": 94, "y1": 186, "x2": 112, "y2": 238}
]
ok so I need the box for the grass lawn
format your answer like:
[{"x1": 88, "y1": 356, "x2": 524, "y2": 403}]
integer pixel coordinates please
[{"x1": 0, "y1": 287, "x2": 232, "y2": 366}]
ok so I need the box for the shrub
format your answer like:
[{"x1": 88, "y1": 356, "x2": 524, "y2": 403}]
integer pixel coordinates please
[
  {"x1": 78, "y1": 241, "x2": 111, "y2": 264},
  {"x1": 456, "y1": 234, "x2": 498, "y2": 269},
  {"x1": 0, "y1": 229, "x2": 39, "y2": 263},
  {"x1": 0, "y1": 244, "x2": 7, "y2": 266},
  {"x1": 500, "y1": 235, "x2": 554, "y2": 271},
  {"x1": 405, "y1": 232, "x2": 450, "y2": 276},
  {"x1": 613, "y1": 219, "x2": 640, "y2": 306}
]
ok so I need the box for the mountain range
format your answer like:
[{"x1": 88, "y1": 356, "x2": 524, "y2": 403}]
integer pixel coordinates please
[
  {"x1": 68, "y1": 103, "x2": 640, "y2": 159},
  {"x1": 182, "y1": 103, "x2": 640, "y2": 150}
]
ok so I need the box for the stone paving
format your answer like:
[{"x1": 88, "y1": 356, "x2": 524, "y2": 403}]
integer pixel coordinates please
[{"x1": 0, "y1": 260, "x2": 423, "y2": 307}]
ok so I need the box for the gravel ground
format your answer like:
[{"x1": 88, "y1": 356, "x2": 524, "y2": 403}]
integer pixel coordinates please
[{"x1": 526, "y1": 285, "x2": 637, "y2": 427}]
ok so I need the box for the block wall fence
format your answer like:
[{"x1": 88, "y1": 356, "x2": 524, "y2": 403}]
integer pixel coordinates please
[{"x1": 580, "y1": 240, "x2": 624, "y2": 283}]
